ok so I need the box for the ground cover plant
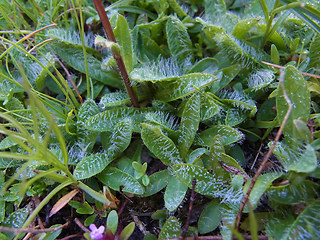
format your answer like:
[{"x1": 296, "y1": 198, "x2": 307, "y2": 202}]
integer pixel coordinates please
[{"x1": 0, "y1": 0, "x2": 319, "y2": 239}]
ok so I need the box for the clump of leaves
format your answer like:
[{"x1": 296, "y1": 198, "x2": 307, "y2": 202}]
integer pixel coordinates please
[{"x1": 0, "y1": 0, "x2": 320, "y2": 240}]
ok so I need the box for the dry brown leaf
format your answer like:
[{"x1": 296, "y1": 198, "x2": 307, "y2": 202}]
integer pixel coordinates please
[{"x1": 49, "y1": 188, "x2": 79, "y2": 217}]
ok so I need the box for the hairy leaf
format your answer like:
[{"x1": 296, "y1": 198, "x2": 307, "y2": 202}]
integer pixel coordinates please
[
  {"x1": 195, "y1": 125, "x2": 243, "y2": 147},
  {"x1": 98, "y1": 167, "x2": 144, "y2": 194},
  {"x1": 85, "y1": 107, "x2": 148, "y2": 132},
  {"x1": 158, "y1": 216, "x2": 182, "y2": 239},
  {"x1": 178, "y1": 94, "x2": 200, "y2": 158},
  {"x1": 141, "y1": 123, "x2": 182, "y2": 166},
  {"x1": 73, "y1": 153, "x2": 113, "y2": 180},
  {"x1": 166, "y1": 16, "x2": 193, "y2": 66}
]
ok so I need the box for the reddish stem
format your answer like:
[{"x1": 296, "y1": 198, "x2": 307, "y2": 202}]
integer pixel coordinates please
[{"x1": 92, "y1": 0, "x2": 139, "y2": 107}]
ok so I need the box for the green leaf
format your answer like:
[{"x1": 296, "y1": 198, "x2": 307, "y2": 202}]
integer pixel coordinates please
[
  {"x1": 100, "y1": 91, "x2": 131, "y2": 108},
  {"x1": 156, "y1": 73, "x2": 217, "y2": 102},
  {"x1": 143, "y1": 170, "x2": 170, "y2": 197},
  {"x1": 114, "y1": 14, "x2": 133, "y2": 72},
  {"x1": 84, "y1": 214, "x2": 97, "y2": 226},
  {"x1": 195, "y1": 125, "x2": 243, "y2": 147},
  {"x1": 187, "y1": 148, "x2": 208, "y2": 165},
  {"x1": 145, "y1": 111, "x2": 179, "y2": 132},
  {"x1": 141, "y1": 123, "x2": 182, "y2": 166},
  {"x1": 267, "y1": 199, "x2": 320, "y2": 240},
  {"x1": 309, "y1": 35, "x2": 320, "y2": 71},
  {"x1": 85, "y1": 107, "x2": 149, "y2": 132},
  {"x1": 119, "y1": 222, "x2": 135, "y2": 240},
  {"x1": 107, "y1": 210, "x2": 118, "y2": 235},
  {"x1": 233, "y1": 18, "x2": 260, "y2": 40},
  {"x1": 0, "y1": 137, "x2": 17, "y2": 150},
  {"x1": 273, "y1": 142, "x2": 317, "y2": 173},
  {"x1": 276, "y1": 65, "x2": 311, "y2": 139},
  {"x1": 268, "y1": 180, "x2": 319, "y2": 205},
  {"x1": 102, "y1": 119, "x2": 133, "y2": 158},
  {"x1": 2, "y1": 208, "x2": 29, "y2": 239},
  {"x1": 164, "y1": 175, "x2": 188, "y2": 211},
  {"x1": 76, "y1": 201, "x2": 94, "y2": 214},
  {"x1": 205, "y1": 0, "x2": 226, "y2": 22},
  {"x1": 73, "y1": 153, "x2": 113, "y2": 180},
  {"x1": 78, "y1": 99, "x2": 100, "y2": 123},
  {"x1": 271, "y1": 44, "x2": 280, "y2": 65},
  {"x1": 51, "y1": 42, "x2": 122, "y2": 88},
  {"x1": 188, "y1": 58, "x2": 219, "y2": 74},
  {"x1": 198, "y1": 199, "x2": 222, "y2": 234},
  {"x1": 178, "y1": 94, "x2": 200, "y2": 158},
  {"x1": 244, "y1": 172, "x2": 281, "y2": 210},
  {"x1": 166, "y1": 16, "x2": 193, "y2": 66},
  {"x1": 200, "y1": 94, "x2": 220, "y2": 121},
  {"x1": 173, "y1": 164, "x2": 226, "y2": 198},
  {"x1": 158, "y1": 216, "x2": 182, "y2": 239},
  {"x1": 98, "y1": 167, "x2": 144, "y2": 194}
]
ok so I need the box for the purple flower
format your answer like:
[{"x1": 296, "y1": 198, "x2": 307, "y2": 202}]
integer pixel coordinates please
[{"x1": 89, "y1": 224, "x2": 105, "y2": 240}]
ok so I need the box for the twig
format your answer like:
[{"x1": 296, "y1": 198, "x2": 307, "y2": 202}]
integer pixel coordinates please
[
  {"x1": 56, "y1": 56, "x2": 83, "y2": 103},
  {"x1": 0, "y1": 222, "x2": 69, "y2": 234},
  {"x1": 74, "y1": 218, "x2": 90, "y2": 233},
  {"x1": 180, "y1": 178, "x2": 197, "y2": 240},
  {"x1": 235, "y1": 70, "x2": 292, "y2": 229},
  {"x1": 261, "y1": 61, "x2": 320, "y2": 79},
  {"x1": 118, "y1": 198, "x2": 130, "y2": 217},
  {"x1": 92, "y1": 0, "x2": 139, "y2": 108}
]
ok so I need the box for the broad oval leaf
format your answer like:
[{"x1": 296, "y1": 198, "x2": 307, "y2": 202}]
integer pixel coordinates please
[
  {"x1": 98, "y1": 167, "x2": 144, "y2": 195},
  {"x1": 158, "y1": 216, "x2": 182, "y2": 240},
  {"x1": 244, "y1": 172, "x2": 281, "y2": 210},
  {"x1": 102, "y1": 118, "x2": 133, "y2": 159},
  {"x1": 164, "y1": 175, "x2": 188, "y2": 211},
  {"x1": 85, "y1": 107, "x2": 149, "y2": 132},
  {"x1": 143, "y1": 170, "x2": 170, "y2": 197},
  {"x1": 173, "y1": 163, "x2": 226, "y2": 198},
  {"x1": 195, "y1": 125, "x2": 243, "y2": 147},
  {"x1": 78, "y1": 99, "x2": 100, "y2": 123},
  {"x1": 198, "y1": 200, "x2": 222, "y2": 234},
  {"x1": 107, "y1": 210, "x2": 118, "y2": 235},
  {"x1": 156, "y1": 73, "x2": 217, "y2": 102},
  {"x1": 73, "y1": 153, "x2": 112, "y2": 180},
  {"x1": 141, "y1": 123, "x2": 182, "y2": 166},
  {"x1": 276, "y1": 65, "x2": 311, "y2": 139}
]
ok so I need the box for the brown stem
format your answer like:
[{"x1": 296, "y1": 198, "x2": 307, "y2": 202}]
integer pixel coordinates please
[
  {"x1": 234, "y1": 70, "x2": 292, "y2": 229},
  {"x1": 56, "y1": 55, "x2": 83, "y2": 103},
  {"x1": 180, "y1": 178, "x2": 196, "y2": 240},
  {"x1": 92, "y1": 0, "x2": 139, "y2": 107},
  {"x1": 74, "y1": 218, "x2": 90, "y2": 233},
  {"x1": 261, "y1": 61, "x2": 320, "y2": 79}
]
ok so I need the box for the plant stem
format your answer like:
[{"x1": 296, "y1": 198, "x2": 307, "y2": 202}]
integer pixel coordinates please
[
  {"x1": 15, "y1": 180, "x2": 74, "y2": 240},
  {"x1": 92, "y1": 0, "x2": 139, "y2": 108},
  {"x1": 234, "y1": 70, "x2": 292, "y2": 229}
]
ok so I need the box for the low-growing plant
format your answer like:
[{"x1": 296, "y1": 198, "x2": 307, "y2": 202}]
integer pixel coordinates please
[{"x1": 0, "y1": 0, "x2": 319, "y2": 239}]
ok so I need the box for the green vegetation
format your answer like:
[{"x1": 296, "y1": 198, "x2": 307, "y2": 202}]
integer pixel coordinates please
[{"x1": 0, "y1": 0, "x2": 319, "y2": 239}]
